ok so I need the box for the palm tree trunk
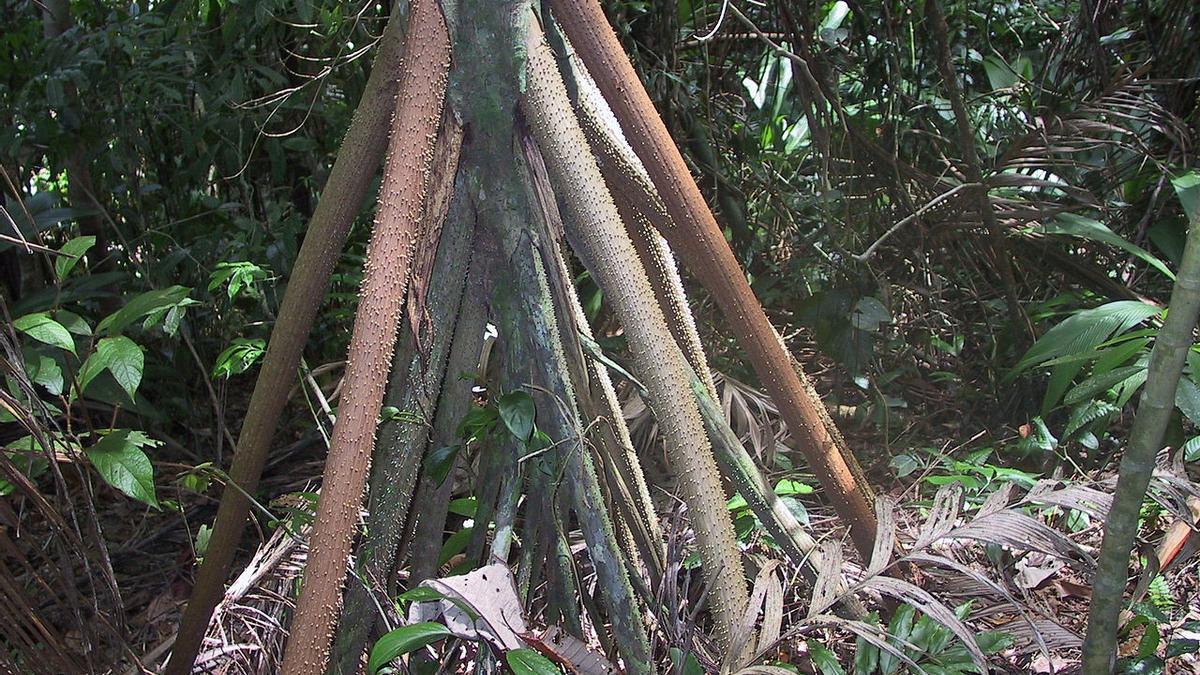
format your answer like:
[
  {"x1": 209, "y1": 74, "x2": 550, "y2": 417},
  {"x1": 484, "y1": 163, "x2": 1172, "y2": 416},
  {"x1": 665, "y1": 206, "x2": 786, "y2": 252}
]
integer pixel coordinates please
[{"x1": 1082, "y1": 177, "x2": 1200, "y2": 673}]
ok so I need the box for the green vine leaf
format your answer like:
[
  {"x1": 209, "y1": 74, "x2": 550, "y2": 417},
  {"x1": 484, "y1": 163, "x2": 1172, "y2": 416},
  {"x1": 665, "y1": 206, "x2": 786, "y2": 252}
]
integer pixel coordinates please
[
  {"x1": 86, "y1": 429, "x2": 159, "y2": 508},
  {"x1": 78, "y1": 336, "x2": 145, "y2": 399},
  {"x1": 14, "y1": 312, "x2": 76, "y2": 355},
  {"x1": 367, "y1": 622, "x2": 452, "y2": 674},
  {"x1": 54, "y1": 235, "x2": 96, "y2": 281},
  {"x1": 498, "y1": 391, "x2": 535, "y2": 442}
]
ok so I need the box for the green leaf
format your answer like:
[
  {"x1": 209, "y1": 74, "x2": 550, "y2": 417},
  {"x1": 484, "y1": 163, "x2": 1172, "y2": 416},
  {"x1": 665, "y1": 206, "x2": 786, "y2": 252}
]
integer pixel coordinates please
[
  {"x1": 808, "y1": 643, "x2": 847, "y2": 675},
  {"x1": 97, "y1": 285, "x2": 192, "y2": 335},
  {"x1": 850, "y1": 296, "x2": 890, "y2": 332},
  {"x1": 1041, "y1": 214, "x2": 1174, "y2": 280},
  {"x1": 1016, "y1": 301, "x2": 1161, "y2": 373},
  {"x1": 1063, "y1": 400, "x2": 1120, "y2": 439},
  {"x1": 14, "y1": 313, "x2": 76, "y2": 355},
  {"x1": 1064, "y1": 364, "x2": 1146, "y2": 406},
  {"x1": 424, "y1": 445, "x2": 459, "y2": 487},
  {"x1": 781, "y1": 496, "x2": 810, "y2": 525},
  {"x1": 1172, "y1": 171, "x2": 1200, "y2": 224},
  {"x1": 506, "y1": 648, "x2": 561, "y2": 674},
  {"x1": 774, "y1": 478, "x2": 814, "y2": 495},
  {"x1": 86, "y1": 430, "x2": 158, "y2": 508},
  {"x1": 1176, "y1": 378, "x2": 1200, "y2": 425},
  {"x1": 438, "y1": 527, "x2": 472, "y2": 566},
  {"x1": 1017, "y1": 417, "x2": 1058, "y2": 455},
  {"x1": 211, "y1": 338, "x2": 265, "y2": 378},
  {"x1": 367, "y1": 622, "x2": 452, "y2": 674},
  {"x1": 78, "y1": 336, "x2": 144, "y2": 399},
  {"x1": 396, "y1": 587, "x2": 446, "y2": 604},
  {"x1": 26, "y1": 352, "x2": 64, "y2": 395},
  {"x1": 880, "y1": 604, "x2": 915, "y2": 675},
  {"x1": 54, "y1": 310, "x2": 92, "y2": 336},
  {"x1": 975, "y1": 631, "x2": 1014, "y2": 654},
  {"x1": 891, "y1": 453, "x2": 919, "y2": 478},
  {"x1": 446, "y1": 497, "x2": 476, "y2": 517},
  {"x1": 669, "y1": 648, "x2": 705, "y2": 675},
  {"x1": 982, "y1": 54, "x2": 1018, "y2": 90},
  {"x1": 54, "y1": 235, "x2": 96, "y2": 281},
  {"x1": 498, "y1": 391, "x2": 535, "y2": 442}
]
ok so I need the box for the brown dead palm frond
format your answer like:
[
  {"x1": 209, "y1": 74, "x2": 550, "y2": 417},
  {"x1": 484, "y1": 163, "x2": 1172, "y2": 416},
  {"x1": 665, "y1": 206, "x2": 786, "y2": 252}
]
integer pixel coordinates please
[{"x1": 189, "y1": 526, "x2": 308, "y2": 675}]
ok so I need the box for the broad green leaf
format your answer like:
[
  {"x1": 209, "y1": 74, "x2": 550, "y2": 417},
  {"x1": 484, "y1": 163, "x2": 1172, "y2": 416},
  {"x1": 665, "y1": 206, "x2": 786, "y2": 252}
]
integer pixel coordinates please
[
  {"x1": 1043, "y1": 361, "x2": 1086, "y2": 415},
  {"x1": 78, "y1": 336, "x2": 144, "y2": 399},
  {"x1": 669, "y1": 648, "x2": 705, "y2": 675},
  {"x1": 55, "y1": 310, "x2": 92, "y2": 336},
  {"x1": 86, "y1": 430, "x2": 158, "y2": 508},
  {"x1": 1172, "y1": 171, "x2": 1200, "y2": 224},
  {"x1": 97, "y1": 285, "x2": 192, "y2": 335},
  {"x1": 1063, "y1": 400, "x2": 1120, "y2": 439},
  {"x1": 880, "y1": 604, "x2": 915, "y2": 675},
  {"x1": 780, "y1": 496, "x2": 810, "y2": 525},
  {"x1": 808, "y1": 643, "x2": 846, "y2": 675},
  {"x1": 424, "y1": 444, "x2": 459, "y2": 486},
  {"x1": 438, "y1": 527, "x2": 472, "y2": 566},
  {"x1": 1017, "y1": 417, "x2": 1058, "y2": 455},
  {"x1": 54, "y1": 235, "x2": 96, "y2": 281},
  {"x1": 1177, "y1": 378, "x2": 1200, "y2": 425},
  {"x1": 1041, "y1": 214, "x2": 1174, "y2": 280},
  {"x1": 446, "y1": 497, "x2": 476, "y2": 517},
  {"x1": 211, "y1": 338, "x2": 265, "y2": 378},
  {"x1": 14, "y1": 313, "x2": 76, "y2": 355},
  {"x1": 851, "y1": 296, "x2": 890, "y2": 332},
  {"x1": 1184, "y1": 436, "x2": 1200, "y2": 462},
  {"x1": 498, "y1": 391, "x2": 535, "y2": 442},
  {"x1": 396, "y1": 587, "x2": 446, "y2": 604},
  {"x1": 726, "y1": 493, "x2": 749, "y2": 511},
  {"x1": 506, "y1": 648, "x2": 560, "y2": 674},
  {"x1": 27, "y1": 352, "x2": 64, "y2": 395},
  {"x1": 1016, "y1": 301, "x2": 1161, "y2": 373},
  {"x1": 774, "y1": 478, "x2": 814, "y2": 495},
  {"x1": 890, "y1": 454, "x2": 919, "y2": 478},
  {"x1": 1064, "y1": 364, "x2": 1147, "y2": 406},
  {"x1": 367, "y1": 622, "x2": 451, "y2": 674},
  {"x1": 982, "y1": 54, "x2": 1019, "y2": 90}
]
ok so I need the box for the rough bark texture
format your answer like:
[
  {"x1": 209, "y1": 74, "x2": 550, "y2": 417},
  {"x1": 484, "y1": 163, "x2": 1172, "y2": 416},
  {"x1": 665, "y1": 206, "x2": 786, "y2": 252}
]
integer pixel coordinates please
[
  {"x1": 545, "y1": 0, "x2": 879, "y2": 557},
  {"x1": 521, "y1": 17, "x2": 748, "y2": 651},
  {"x1": 278, "y1": 1, "x2": 450, "y2": 672},
  {"x1": 407, "y1": 262, "x2": 489, "y2": 586},
  {"x1": 329, "y1": 117, "x2": 469, "y2": 674},
  {"x1": 520, "y1": 128, "x2": 666, "y2": 582},
  {"x1": 552, "y1": 44, "x2": 718, "y2": 399},
  {"x1": 489, "y1": 200, "x2": 654, "y2": 673},
  {"x1": 165, "y1": 7, "x2": 411, "y2": 673}
]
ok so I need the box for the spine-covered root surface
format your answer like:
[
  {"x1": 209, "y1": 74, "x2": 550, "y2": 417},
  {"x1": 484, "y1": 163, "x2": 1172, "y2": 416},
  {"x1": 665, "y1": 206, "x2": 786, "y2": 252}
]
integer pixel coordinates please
[
  {"x1": 545, "y1": 0, "x2": 878, "y2": 558},
  {"x1": 519, "y1": 15, "x2": 749, "y2": 652},
  {"x1": 278, "y1": 1, "x2": 451, "y2": 674}
]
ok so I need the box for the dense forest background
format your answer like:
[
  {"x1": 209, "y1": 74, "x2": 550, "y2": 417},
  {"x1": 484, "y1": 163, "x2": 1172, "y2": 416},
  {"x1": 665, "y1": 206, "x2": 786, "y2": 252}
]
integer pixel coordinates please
[{"x1": 1, "y1": 0, "x2": 1198, "y2": 672}]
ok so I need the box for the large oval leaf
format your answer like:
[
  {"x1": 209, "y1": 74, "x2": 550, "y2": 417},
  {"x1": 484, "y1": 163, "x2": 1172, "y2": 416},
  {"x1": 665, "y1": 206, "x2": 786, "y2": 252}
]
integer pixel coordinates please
[
  {"x1": 498, "y1": 391, "x2": 535, "y2": 442},
  {"x1": 86, "y1": 430, "x2": 158, "y2": 508},
  {"x1": 14, "y1": 312, "x2": 76, "y2": 355},
  {"x1": 506, "y1": 648, "x2": 561, "y2": 675},
  {"x1": 367, "y1": 622, "x2": 451, "y2": 674},
  {"x1": 78, "y1": 336, "x2": 145, "y2": 399}
]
